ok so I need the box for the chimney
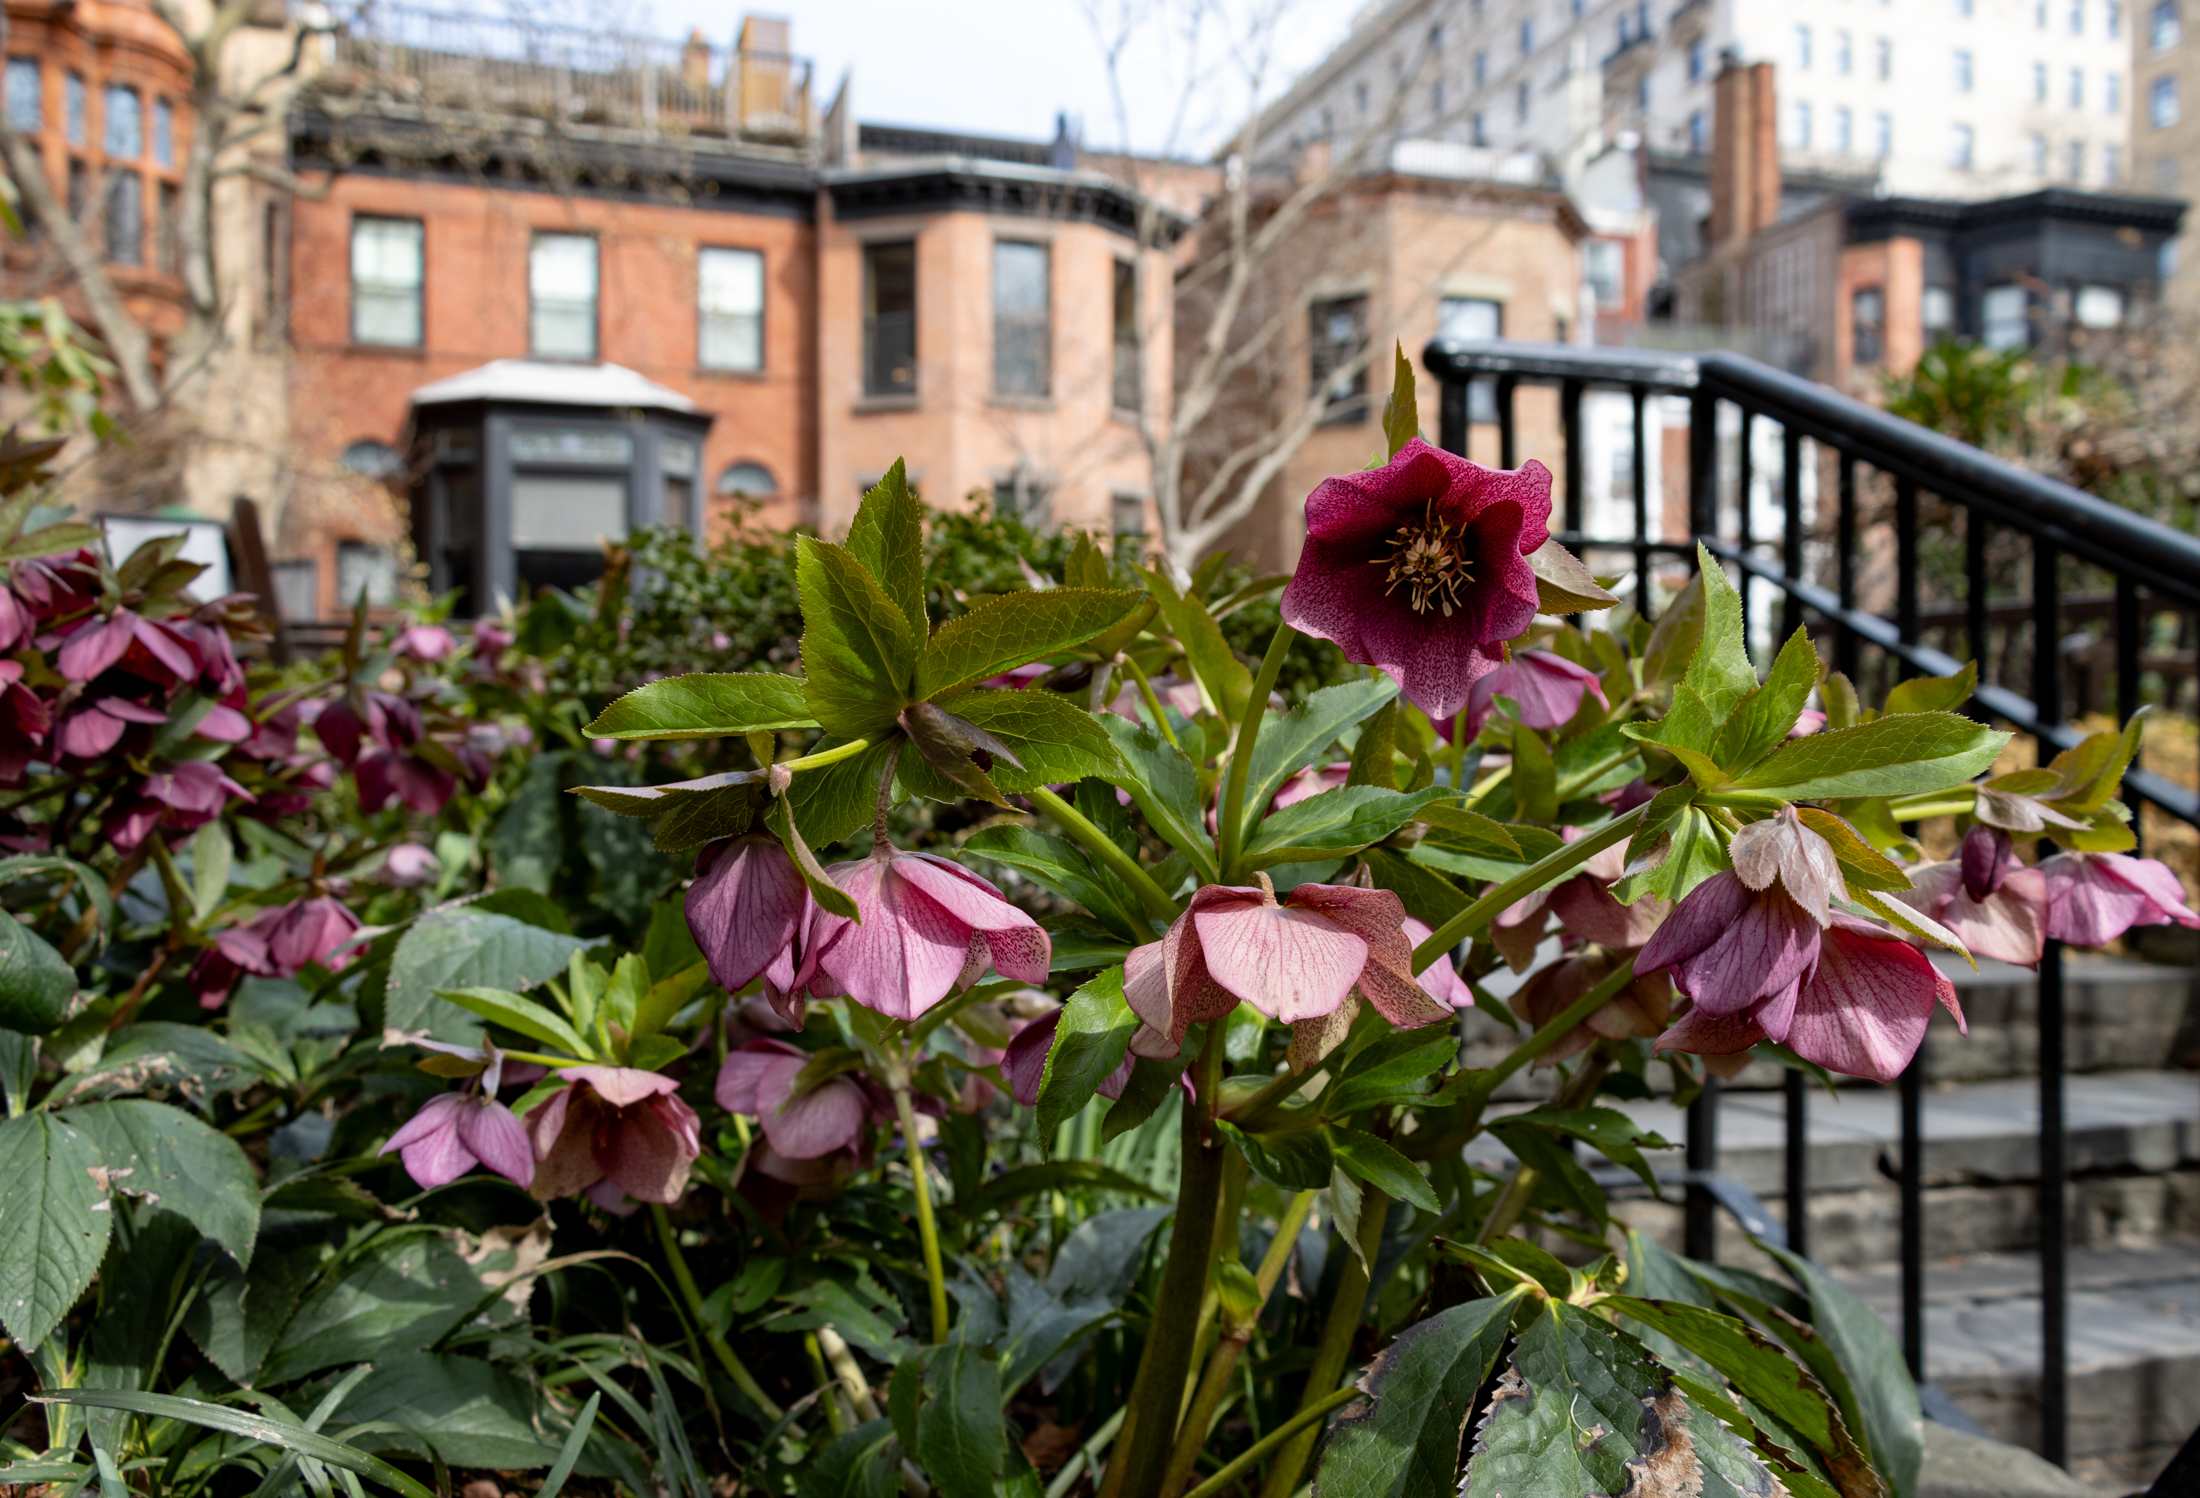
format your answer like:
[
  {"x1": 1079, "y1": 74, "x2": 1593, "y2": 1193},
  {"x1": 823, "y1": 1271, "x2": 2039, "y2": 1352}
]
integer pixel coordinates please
[
  {"x1": 1708, "y1": 58, "x2": 1780, "y2": 249},
  {"x1": 681, "y1": 30, "x2": 711, "y2": 91}
]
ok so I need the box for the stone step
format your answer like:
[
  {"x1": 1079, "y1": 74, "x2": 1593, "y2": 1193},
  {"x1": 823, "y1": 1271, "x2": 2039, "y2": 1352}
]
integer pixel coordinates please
[
  {"x1": 1467, "y1": 1068, "x2": 2200, "y2": 1266},
  {"x1": 1836, "y1": 1246, "x2": 2200, "y2": 1494}
]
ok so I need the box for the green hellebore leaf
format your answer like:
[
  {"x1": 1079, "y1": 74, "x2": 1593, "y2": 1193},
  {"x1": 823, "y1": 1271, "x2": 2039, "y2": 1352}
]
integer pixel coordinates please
[
  {"x1": 1035, "y1": 965, "x2": 1138, "y2": 1137},
  {"x1": 1882, "y1": 660, "x2": 1977, "y2": 718},
  {"x1": 766, "y1": 797, "x2": 861, "y2": 921},
  {"x1": 915, "y1": 588, "x2": 1149, "y2": 700},
  {"x1": 798, "y1": 536, "x2": 919, "y2": 737},
  {"x1": 844, "y1": 458, "x2": 927, "y2": 641},
  {"x1": 1244, "y1": 677, "x2": 1400, "y2": 820},
  {"x1": 899, "y1": 689, "x2": 1121, "y2": 801},
  {"x1": 1138, "y1": 565, "x2": 1252, "y2": 723},
  {"x1": 915, "y1": 1343, "x2": 1005, "y2": 1498},
  {"x1": 1384, "y1": 342, "x2": 1421, "y2": 456},
  {"x1": 1794, "y1": 808, "x2": 1914, "y2": 893},
  {"x1": 1684, "y1": 544, "x2": 1757, "y2": 724},
  {"x1": 1241, "y1": 786, "x2": 1454, "y2": 868},
  {"x1": 1316, "y1": 1290, "x2": 1522, "y2": 1498},
  {"x1": 1527, "y1": 537, "x2": 1620, "y2": 614},
  {"x1": 1218, "y1": 1120, "x2": 1335, "y2": 1191},
  {"x1": 963, "y1": 825, "x2": 1139, "y2": 942},
  {"x1": 1348, "y1": 697, "x2": 1401, "y2": 789},
  {"x1": 0, "y1": 1111, "x2": 112, "y2": 1352},
  {"x1": 1328, "y1": 1125, "x2": 1439, "y2": 1210},
  {"x1": 1731, "y1": 712, "x2": 2010, "y2": 800},
  {"x1": 63, "y1": 1099, "x2": 259, "y2": 1268},
  {"x1": 0, "y1": 914, "x2": 75, "y2": 1035},
  {"x1": 898, "y1": 700, "x2": 1018, "y2": 808},
  {"x1": 1100, "y1": 716, "x2": 1217, "y2": 881},
  {"x1": 784, "y1": 737, "x2": 906, "y2": 849},
  {"x1": 585, "y1": 673, "x2": 819, "y2": 740},
  {"x1": 1711, "y1": 626, "x2": 1822, "y2": 775}
]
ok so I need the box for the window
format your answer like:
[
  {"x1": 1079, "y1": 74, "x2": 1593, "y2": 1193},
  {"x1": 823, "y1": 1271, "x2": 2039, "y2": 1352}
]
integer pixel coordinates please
[
  {"x1": 2153, "y1": 0, "x2": 2181, "y2": 46},
  {"x1": 1982, "y1": 284, "x2": 2028, "y2": 348},
  {"x1": 1955, "y1": 50, "x2": 1973, "y2": 89},
  {"x1": 2075, "y1": 285, "x2": 2125, "y2": 327},
  {"x1": 1689, "y1": 109, "x2": 1709, "y2": 153},
  {"x1": 2106, "y1": 73, "x2": 2122, "y2": 111},
  {"x1": 1355, "y1": 80, "x2": 1369, "y2": 114},
  {"x1": 1791, "y1": 99, "x2": 1814, "y2": 145},
  {"x1": 2066, "y1": 139, "x2": 2086, "y2": 178},
  {"x1": 2031, "y1": 132, "x2": 2051, "y2": 172},
  {"x1": 863, "y1": 240, "x2": 916, "y2": 397},
  {"x1": 1111, "y1": 490, "x2": 1146, "y2": 537},
  {"x1": 1516, "y1": 81, "x2": 1530, "y2": 121},
  {"x1": 105, "y1": 174, "x2": 140, "y2": 263},
  {"x1": 1432, "y1": 79, "x2": 1446, "y2": 117},
  {"x1": 529, "y1": 234, "x2": 598, "y2": 360},
  {"x1": 2069, "y1": 68, "x2": 2084, "y2": 107},
  {"x1": 718, "y1": 462, "x2": 778, "y2": 500},
  {"x1": 64, "y1": 72, "x2": 84, "y2": 146},
  {"x1": 2104, "y1": 142, "x2": 2122, "y2": 179},
  {"x1": 350, "y1": 217, "x2": 423, "y2": 347},
  {"x1": 2070, "y1": 0, "x2": 2085, "y2": 29},
  {"x1": 152, "y1": 98, "x2": 173, "y2": 168},
  {"x1": 1852, "y1": 287, "x2": 1886, "y2": 365},
  {"x1": 1432, "y1": 21, "x2": 1446, "y2": 50},
  {"x1": 993, "y1": 240, "x2": 1050, "y2": 398},
  {"x1": 1876, "y1": 38, "x2": 1892, "y2": 79},
  {"x1": 2151, "y1": 74, "x2": 2179, "y2": 125},
  {"x1": 1874, "y1": 111, "x2": 1892, "y2": 154},
  {"x1": 336, "y1": 542, "x2": 399, "y2": 607},
  {"x1": 1582, "y1": 241, "x2": 1624, "y2": 308},
  {"x1": 1835, "y1": 30, "x2": 1853, "y2": 71},
  {"x1": 1951, "y1": 122, "x2": 1975, "y2": 167},
  {"x1": 157, "y1": 182, "x2": 176, "y2": 273},
  {"x1": 1112, "y1": 259, "x2": 1140, "y2": 413},
  {"x1": 1923, "y1": 285, "x2": 1955, "y2": 335},
  {"x1": 2038, "y1": 0, "x2": 2050, "y2": 22},
  {"x1": 1834, "y1": 105, "x2": 1854, "y2": 150},
  {"x1": 1438, "y1": 298, "x2": 1501, "y2": 422},
  {"x1": 1688, "y1": 40, "x2": 1705, "y2": 79},
  {"x1": 1474, "y1": 49, "x2": 1488, "y2": 85},
  {"x1": 1520, "y1": 19, "x2": 1534, "y2": 52},
  {"x1": 1472, "y1": 112, "x2": 1488, "y2": 144},
  {"x1": 1637, "y1": 75, "x2": 1650, "y2": 108},
  {"x1": 1797, "y1": 24, "x2": 1813, "y2": 67},
  {"x1": 1309, "y1": 295, "x2": 1369, "y2": 415},
  {"x1": 5, "y1": 59, "x2": 40, "y2": 132},
  {"x1": 697, "y1": 246, "x2": 764, "y2": 371},
  {"x1": 2110, "y1": 0, "x2": 2126, "y2": 33},
  {"x1": 340, "y1": 440, "x2": 403, "y2": 479},
  {"x1": 2035, "y1": 61, "x2": 2049, "y2": 101},
  {"x1": 103, "y1": 85, "x2": 139, "y2": 158}
]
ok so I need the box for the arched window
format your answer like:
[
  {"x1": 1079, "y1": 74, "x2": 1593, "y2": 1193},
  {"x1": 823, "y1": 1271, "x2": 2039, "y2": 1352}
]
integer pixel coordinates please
[
  {"x1": 717, "y1": 461, "x2": 778, "y2": 499},
  {"x1": 2154, "y1": 0, "x2": 2182, "y2": 48},
  {"x1": 340, "y1": 440, "x2": 403, "y2": 480}
]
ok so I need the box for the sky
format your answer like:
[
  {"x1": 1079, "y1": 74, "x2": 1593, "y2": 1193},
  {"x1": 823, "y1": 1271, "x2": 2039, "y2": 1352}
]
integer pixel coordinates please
[{"x1": 631, "y1": 0, "x2": 1361, "y2": 158}]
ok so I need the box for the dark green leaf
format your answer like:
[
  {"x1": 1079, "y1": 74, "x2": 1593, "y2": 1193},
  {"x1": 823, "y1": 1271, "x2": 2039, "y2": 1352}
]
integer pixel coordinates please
[
  {"x1": 586, "y1": 673, "x2": 818, "y2": 740},
  {"x1": 385, "y1": 907, "x2": 590, "y2": 1045},
  {"x1": 63, "y1": 1100, "x2": 258, "y2": 1267},
  {"x1": 1100, "y1": 1054, "x2": 1185, "y2": 1143},
  {"x1": 1036, "y1": 965, "x2": 1138, "y2": 1135},
  {"x1": 1712, "y1": 627, "x2": 1822, "y2": 775},
  {"x1": 181, "y1": 1238, "x2": 322, "y2": 1385},
  {"x1": 1361, "y1": 848, "x2": 1470, "y2": 930},
  {"x1": 1100, "y1": 717, "x2": 1217, "y2": 879},
  {"x1": 329, "y1": 1353, "x2": 570, "y2": 1469},
  {"x1": 1494, "y1": 1105, "x2": 1669, "y2": 1193},
  {"x1": 1328, "y1": 1126, "x2": 1438, "y2": 1210},
  {"x1": 802, "y1": 1418, "x2": 903, "y2": 1498},
  {"x1": 767, "y1": 796, "x2": 862, "y2": 921},
  {"x1": 1488, "y1": 1118, "x2": 1609, "y2": 1231},
  {"x1": 917, "y1": 590, "x2": 1149, "y2": 700},
  {"x1": 435, "y1": 987, "x2": 587, "y2": 1054},
  {"x1": 1349, "y1": 698, "x2": 1400, "y2": 789},
  {"x1": 767, "y1": 1279, "x2": 914, "y2": 1365},
  {"x1": 0, "y1": 1111, "x2": 110, "y2": 1351},
  {"x1": 846, "y1": 459, "x2": 927, "y2": 641},
  {"x1": 1244, "y1": 678, "x2": 1399, "y2": 821},
  {"x1": 1756, "y1": 1243, "x2": 1924, "y2": 1498},
  {"x1": 1317, "y1": 1291, "x2": 1521, "y2": 1498},
  {"x1": 914, "y1": 688, "x2": 1122, "y2": 795},
  {"x1": 783, "y1": 737, "x2": 904, "y2": 850},
  {"x1": 1512, "y1": 718, "x2": 1557, "y2": 825},
  {"x1": 1242, "y1": 786, "x2": 1453, "y2": 868},
  {"x1": 0, "y1": 912, "x2": 74, "y2": 1035},
  {"x1": 1461, "y1": 1303, "x2": 1676, "y2": 1498},
  {"x1": 257, "y1": 1229, "x2": 492, "y2": 1385},
  {"x1": 799, "y1": 536, "x2": 918, "y2": 736},
  {"x1": 916, "y1": 1343, "x2": 1006, "y2": 1498},
  {"x1": 1732, "y1": 712, "x2": 2009, "y2": 800},
  {"x1": 36, "y1": 1390, "x2": 435, "y2": 1498},
  {"x1": 888, "y1": 1357, "x2": 923, "y2": 1453},
  {"x1": 1324, "y1": 1028, "x2": 1458, "y2": 1116},
  {"x1": 1217, "y1": 1121, "x2": 1334, "y2": 1191}
]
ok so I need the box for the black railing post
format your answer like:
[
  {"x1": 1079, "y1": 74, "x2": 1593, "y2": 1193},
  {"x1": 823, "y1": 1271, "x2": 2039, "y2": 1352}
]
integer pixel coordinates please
[
  {"x1": 1968, "y1": 510, "x2": 1991, "y2": 692},
  {"x1": 2117, "y1": 575, "x2": 2144, "y2": 857},
  {"x1": 1685, "y1": 1075, "x2": 1720, "y2": 1262},
  {"x1": 1561, "y1": 378, "x2": 1585, "y2": 536},
  {"x1": 1631, "y1": 386, "x2": 1653, "y2": 622},
  {"x1": 1781, "y1": 425, "x2": 1803, "y2": 642},
  {"x1": 1900, "y1": 1057, "x2": 1925, "y2": 1381},
  {"x1": 1896, "y1": 478, "x2": 1919, "y2": 678},
  {"x1": 2035, "y1": 534, "x2": 2068, "y2": 1469},
  {"x1": 1737, "y1": 411, "x2": 1755, "y2": 639},
  {"x1": 1497, "y1": 374, "x2": 1518, "y2": 470},
  {"x1": 1439, "y1": 373, "x2": 1467, "y2": 457},
  {"x1": 1688, "y1": 391, "x2": 1717, "y2": 543},
  {"x1": 1836, "y1": 452, "x2": 1859, "y2": 682},
  {"x1": 1783, "y1": 1069, "x2": 1808, "y2": 1258}
]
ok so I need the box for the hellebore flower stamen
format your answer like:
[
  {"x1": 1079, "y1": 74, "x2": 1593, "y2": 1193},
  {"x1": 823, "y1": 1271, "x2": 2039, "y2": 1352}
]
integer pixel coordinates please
[{"x1": 1374, "y1": 502, "x2": 1474, "y2": 616}]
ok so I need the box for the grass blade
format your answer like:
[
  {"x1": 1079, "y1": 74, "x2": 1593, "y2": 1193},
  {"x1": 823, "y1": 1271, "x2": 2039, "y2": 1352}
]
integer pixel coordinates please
[
  {"x1": 536, "y1": 1392, "x2": 601, "y2": 1498},
  {"x1": 37, "y1": 1391, "x2": 436, "y2": 1498}
]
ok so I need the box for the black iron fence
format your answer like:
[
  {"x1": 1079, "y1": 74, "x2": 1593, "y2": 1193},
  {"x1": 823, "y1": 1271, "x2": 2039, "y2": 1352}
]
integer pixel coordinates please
[{"x1": 1425, "y1": 336, "x2": 2200, "y2": 1480}]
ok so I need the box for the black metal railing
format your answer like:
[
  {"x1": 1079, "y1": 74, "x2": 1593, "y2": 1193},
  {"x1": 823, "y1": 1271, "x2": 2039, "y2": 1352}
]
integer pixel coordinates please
[{"x1": 1427, "y1": 335, "x2": 2200, "y2": 1477}]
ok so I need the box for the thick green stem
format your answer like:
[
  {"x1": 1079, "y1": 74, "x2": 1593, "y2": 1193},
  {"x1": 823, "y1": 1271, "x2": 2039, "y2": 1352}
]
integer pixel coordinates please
[
  {"x1": 1101, "y1": 1031, "x2": 1228, "y2": 1498},
  {"x1": 891, "y1": 1086, "x2": 952, "y2": 1343},
  {"x1": 1182, "y1": 1386, "x2": 1362, "y2": 1498},
  {"x1": 781, "y1": 736, "x2": 876, "y2": 773},
  {"x1": 1474, "y1": 1048, "x2": 1614, "y2": 1243},
  {"x1": 648, "y1": 1204, "x2": 785, "y2": 1422},
  {"x1": 1256, "y1": 1188, "x2": 1390, "y2": 1498},
  {"x1": 1120, "y1": 653, "x2": 1183, "y2": 750},
  {"x1": 1411, "y1": 802, "x2": 1650, "y2": 969},
  {"x1": 805, "y1": 1332, "x2": 849, "y2": 1437},
  {"x1": 1216, "y1": 624, "x2": 1297, "y2": 882},
  {"x1": 1158, "y1": 1190, "x2": 1316, "y2": 1498},
  {"x1": 1026, "y1": 785, "x2": 1180, "y2": 925}
]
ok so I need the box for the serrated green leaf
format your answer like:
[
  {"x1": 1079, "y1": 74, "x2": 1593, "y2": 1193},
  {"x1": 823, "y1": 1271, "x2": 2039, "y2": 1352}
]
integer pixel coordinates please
[
  {"x1": 1733, "y1": 712, "x2": 2009, "y2": 800},
  {"x1": 1349, "y1": 698, "x2": 1401, "y2": 789},
  {"x1": 784, "y1": 737, "x2": 904, "y2": 849},
  {"x1": 1795, "y1": 808, "x2": 1913, "y2": 893},
  {"x1": 1362, "y1": 847, "x2": 1470, "y2": 930},
  {"x1": 2049, "y1": 710, "x2": 2146, "y2": 814},
  {"x1": 434, "y1": 987, "x2": 587, "y2": 1054},
  {"x1": 1140, "y1": 566, "x2": 1252, "y2": 722},
  {"x1": 963, "y1": 825, "x2": 1137, "y2": 940},
  {"x1": 916, "y1": 1343, "x2": 1005, "y2": 1498},
  {"x1": 798, "y1": 536, "x2": 919, "y2": 735},
  {"x1": 908, "y1": 688, "x2": 1122, "y2": 796},
  {"x1": 1882, "y1": 662, "x2": 1977, "y2": 718},
  {"x1": 63, "y1": 1100, "x2": 259, "y2": 1268},
  {"x1": 258, "y1": 1229, "x2": 490, "y2": 1386},
  {"x1": 0, "y1": 1112, "x2": 111, "y2": 1351},
  {"x1": 1317, "y1": 1291, "x2": 1522, "y2": 1498},
  {"x1": 1245, "y1": 678, "x2": 1400, "y2": 821},
  {"x1": 585, "y1": 673, "x2": 819, "y2": 740},
  {"x1": 1242, "y1": 786, "x2": 1452, "y2": 868},
  {"x1": 385, "y1": 908, "x2": 590, "y2": 1045},
  {"x1": 1712, "y1": 626, "x2": 1822, "y2": 774},
  {"x1": 1753, "y1": 1242, "x2": 1924, "y2": 1498},
  {"x1": 1494, "y1": 1104, "x2": 1668, "y2": 1193},
  {"x1": 802, "y1": 1417, "x2": 903, "y2": 1498},
  {"x1": 328, "y1": 1352, "x2": 572, "y2": 1470},
  {"x1": 1383, "y1": 342, "x2": 1420, "y2": 456},
  {"x1": 845, "y1": 458, "x2": 927, "y2": 641},
  {"x1": 1488, "y1": 1119, "x2": 1610, "y2": 1231},
  {"x1": 1512, "y1": 717, "x2": 1557, "y2": 823},
  {"x1": 1462, "y1": 1304, "x2": 1676, "y2": 1498},
  {"x1": 1100, "y1": 717, "x2": 1217, "y2": 880},
  {"x1": 1324, "y1": 1028, "x2": 1458, "y2": 1116},
  {"x1": 1218, "y1": 1120, "x2": 1335, "y2": 1191},
  {"x1": 1612, "y1": 803, "x2": 1726, "y2": 907},
  {"x1": 1035, "y1": 965, "x2": 1137, "y2": 1136},
  {"x1": 0, "y1": 912, "x2": 74, "y2": 1035},
  {"x1": 1685, "y1": 545, "x2": 1757, "y2": 721},
  {"x1": 1328, "y1": 1125, "x2": 1438, "y2": 1210},
  {"x1": 917, "y1": 589, "x2": 1148, "y2": 699}
]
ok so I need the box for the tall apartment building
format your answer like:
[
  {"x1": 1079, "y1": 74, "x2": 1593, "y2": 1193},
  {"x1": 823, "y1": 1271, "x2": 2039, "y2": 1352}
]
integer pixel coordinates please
[
  {"x1": 1257, "y1": 0, "x2": 2133, "y2": 202},
  {"x1": 2133, "y1": 0, "x2": 2195, "y2": 303}
]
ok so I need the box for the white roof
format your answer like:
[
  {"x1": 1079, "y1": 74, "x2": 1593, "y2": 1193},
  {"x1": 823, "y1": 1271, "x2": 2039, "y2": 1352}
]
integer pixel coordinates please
[{"x1": 408, "y1": 359, "x2": 701, "y2": 414}]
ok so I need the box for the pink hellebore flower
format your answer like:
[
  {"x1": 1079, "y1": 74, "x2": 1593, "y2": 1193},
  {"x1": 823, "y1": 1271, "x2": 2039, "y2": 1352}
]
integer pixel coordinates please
[
  {"x1": 56, "y1": 608, "x2": 197, "y2": 685},
  {"x1": 393, "y1": 623, "x2": 457, "y2": 662},
  {"x1": 1636, "y1": 807, "x2": 1965, "y2": 1083},
  {"x1": 471, "y1": 619, "x2": 514, "y2": 663},
  {"x1": 527, "y1": 1066, "x2": 703, "y2": 1206},
  {"x1": 1279, "y1": 438, "x2": 1553, "y2": 721},
  {"x1": 1889, "y1": 824, "x2": 2048, "y2": 967},
  {"x1": 381, "y1": 1046, "x2": 536, "y2": 1191},
  {"x1": 1274, "y1": 762, "x2": 1352, "y2": 811},
  {"x1": 267, "y1": 895, "x2": 364, "y2": 974},
  {"x1": 113, "y1": 761, "x2": 254, "y2": 849},
  {"x1": 1490, "y1": 828, "x2": 1667, "y2": 972},
  {"x1": 797, "y1": 847, "x2": 1051, "y2": 1022},
  {"x1": 1508, "y1": 948, "x2": 1673, "y2": 1066},
  {"x1": 2038, "y1": 851, "x2": 2200, "y2": 947},
  {"x1": 1463, "y1": 648, "x2": 1608, "y2": 741},
  {"x1": 382, "y1": 841, "x2": 440, "y2": 886},
  {"x1": 1106, "y1": 672, "x2": 1206, "y2": 724},
  {"x1": 1401, "y1": 916, "x2": 1475, "y2": 1008},
  {"x1": 56, "y1": 695, "x2": 168, "y2": 760},
  {"x1": 190, "y1": 908, "x2": 284, "y2": 1009},
  {"x1": 716, "y1": 1039, "x2": 873, "y2": 1159},
  {"x1": 1123, "y1": 878, "x2": 1450, "y2": 1063},
  {"x1": 685, "y1": 836, "x2": 816, "y2": 1023}
]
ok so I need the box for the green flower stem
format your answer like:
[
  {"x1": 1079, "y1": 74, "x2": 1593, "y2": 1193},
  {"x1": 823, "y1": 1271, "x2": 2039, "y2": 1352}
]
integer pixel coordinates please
[
  {"x1": 1460, "y1": 763, "x2": 1511, "y2": 810},
  {"x1": 1473, "y1": 1047, "x2": 1614, "y2": 1243},
  {"x1": 498, "y1": 1051, "x2": 582, "y2": 1070},
  {"x1": 1181, "y1": 1386, "x2": 1363, "y2": 1498},
  {"x1": 816, "y1": 1327, "x2": 882, "y2": 1422},
  {"x1": 1120, "y1": 653, "x2": 1183, "y2": 750},
  {"x1": 1026, "y1": 785, "x2": 1181, "y2": 925},
  {"x1": 1410, "y1": 801, "x2": 1651, "y2": 970},
  {"x1": 780, "y1": 736, "x2": 876, "y2": 773},
  {"x1": 804, "y1": 1332, "x2": 849, "y2": 1437},
  {"x1": 1255, "y1": 1187, "x2": 1390, "y2": 1498},
  {"x1": 1223, "y1": 1065, "x2": 1311, "y2": 1130},
  {"x1": 891, "y1": 1084, "x2": 952, "y2": 1343},
  {"x1": 1100, "y1": 1029, "x2": 1228, "y2": 1498},
  {"x1": 1217, "y1": 624, "x2": 1298, "y2": 883},
  {"x1": 1046, "y1": 1405, "x2": 1128, "y2": 1498},
  {"x1": 1158, "y1": 1189, "x2": 1317, "y2": 1498},
  {"x1": 1886, "y1": 792, "x2": 1978, "y2": 821},
  {"x1": 1553, "y1": 747, "x2": 1642, "y2": 803},
  {"x1": 646, "y1": 1204, "x2": 784, "y2": 1422}
]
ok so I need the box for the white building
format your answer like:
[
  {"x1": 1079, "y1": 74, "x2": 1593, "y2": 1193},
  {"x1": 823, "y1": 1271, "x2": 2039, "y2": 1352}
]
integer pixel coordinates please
[{"x1": 1257, "y1": 0, "x2": 2133, "y2": 200}]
